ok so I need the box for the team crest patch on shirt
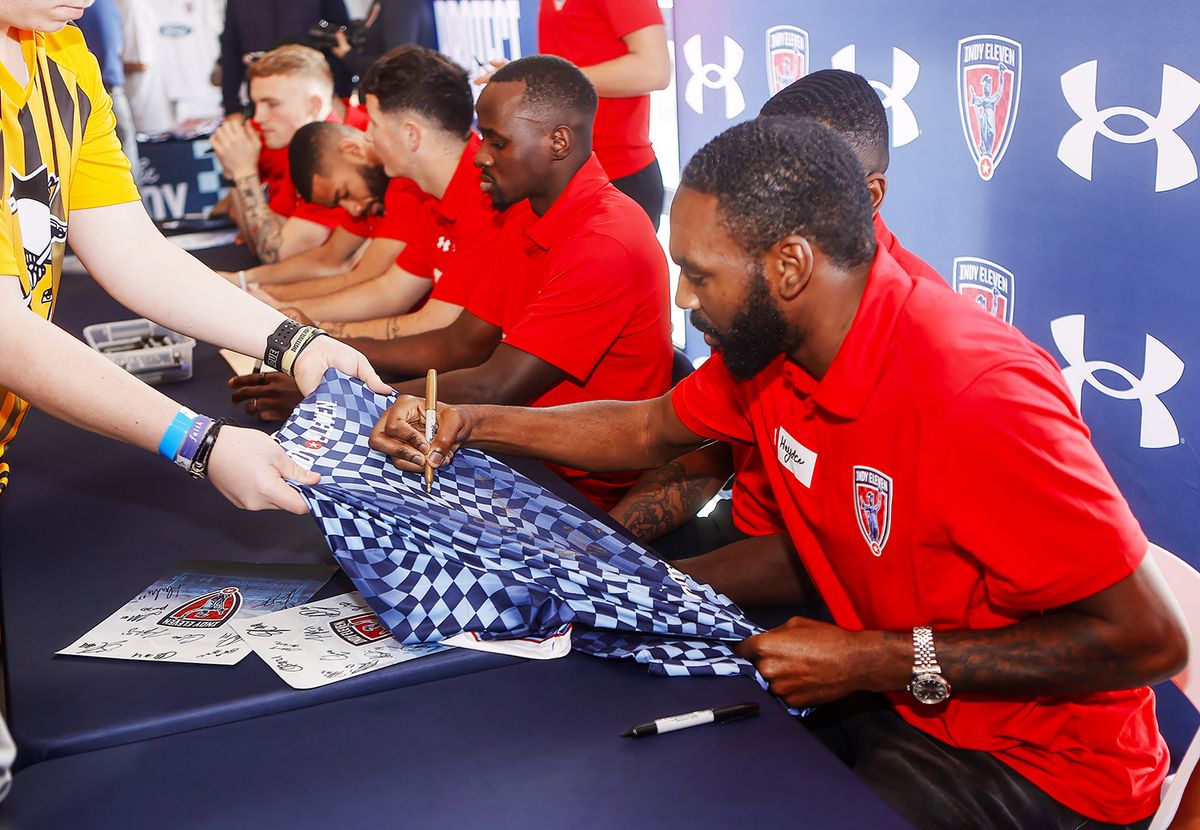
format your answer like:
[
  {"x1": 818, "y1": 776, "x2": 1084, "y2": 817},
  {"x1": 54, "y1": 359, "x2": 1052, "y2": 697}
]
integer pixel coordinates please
[
  {"x1": 766, "y1": 25, "x2": 808, "y2": 95},
  {"x1": 953, "y1": 256, "x2": 1015, "y2": 324},
  {"x1": 158, "y1": 587, "x2": 242, "y2": 628},
  {"x1": 8, "y1": 164, "x2": 66, "y2": 306},
  {"x1": 331, "y1": 612, "x2": 392, "y2": 646},
  {"x1": 852, "y1": 466, "x2": 893, "y2": 557},
  {"x1": 957, "y1": 35, "x2": 1022, "y2": 181}
]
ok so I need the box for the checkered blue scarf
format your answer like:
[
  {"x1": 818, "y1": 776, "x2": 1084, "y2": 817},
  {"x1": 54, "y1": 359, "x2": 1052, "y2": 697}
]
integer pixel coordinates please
[{"x1": 276, "y1": 371, "x2": 767, "y2": 685}]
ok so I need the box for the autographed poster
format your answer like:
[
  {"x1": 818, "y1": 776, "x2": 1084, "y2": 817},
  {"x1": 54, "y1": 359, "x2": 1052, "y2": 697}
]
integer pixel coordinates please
[
  {"x1": 233, "y1": 593, "x2": 450, "y2": 689},
  {"x1": 58, "y1": 559, "x2": 336, "y2": 666},
  {"x1": 236, "y1": 592, "x2": 572, "y2": 690}
]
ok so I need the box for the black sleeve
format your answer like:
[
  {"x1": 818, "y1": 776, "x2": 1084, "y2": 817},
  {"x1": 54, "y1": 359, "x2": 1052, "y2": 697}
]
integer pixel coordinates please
[
  {"x1": 320, "y1": 0, "x2": 352, "y2": 26},
  {"x1": 342, "y1": 0, "x2": 438, "y2": 76},
  {"x1": 219, "y1": 4, "x2": 244, "y2": 115}
]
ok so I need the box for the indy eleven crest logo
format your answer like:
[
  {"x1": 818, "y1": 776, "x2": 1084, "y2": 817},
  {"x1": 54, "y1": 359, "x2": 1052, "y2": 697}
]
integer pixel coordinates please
[
  {"x1": 957, "y1": 35, "x2": 1022, "y2": 180},
  {"x1": 331, "y1": 612, "x2": 392, "y2": 646},
  {"x1": 158, "y1": 587, "x2": 242, "y2": 628},
  {"x1": 766, "y1": 25, "x2": 808, "y2": 95},
  {"x1": 852, "y1": 466, "x2": 893, "y2": 557},
  {"x1": 953, "y1": 257, "x2": 1015, "y2": 324}
]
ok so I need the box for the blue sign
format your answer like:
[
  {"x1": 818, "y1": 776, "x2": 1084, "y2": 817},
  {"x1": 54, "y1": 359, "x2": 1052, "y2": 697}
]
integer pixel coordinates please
[{"x1": 671, "y1": 0, "x2": 1199, "y2": 562}]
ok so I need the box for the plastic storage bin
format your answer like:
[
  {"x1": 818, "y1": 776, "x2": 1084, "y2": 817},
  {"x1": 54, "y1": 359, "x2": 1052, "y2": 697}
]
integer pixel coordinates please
[{"x1": 83, "y1": 318, "x2": 195, "y2": 385}]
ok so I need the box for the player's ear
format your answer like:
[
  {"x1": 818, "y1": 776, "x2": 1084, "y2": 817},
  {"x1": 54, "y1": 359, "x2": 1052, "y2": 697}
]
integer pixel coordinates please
[
  {"x1": 549, "y1": 126, "x2": 573, "y2": 161},
  {"x1": 340, "y1": 136, "x2": 365, "y2": 161},
  {"x1": 771, "y1": 235, "x2": 813, "y2": 301},
  {"x1": 866, "y1": 173, "x2": 887, "y2": 213}
]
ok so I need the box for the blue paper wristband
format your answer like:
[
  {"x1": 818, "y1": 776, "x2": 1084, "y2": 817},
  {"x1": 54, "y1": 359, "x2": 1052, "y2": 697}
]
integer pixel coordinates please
[{"x1": 157, "y1": 408, "x2": 197, "y2": 461}]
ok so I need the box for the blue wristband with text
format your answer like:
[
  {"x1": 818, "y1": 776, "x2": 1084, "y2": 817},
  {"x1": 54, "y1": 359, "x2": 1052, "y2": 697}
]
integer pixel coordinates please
[{"x1": 157, "y1": 408, "x2": 198, "y2": 461}]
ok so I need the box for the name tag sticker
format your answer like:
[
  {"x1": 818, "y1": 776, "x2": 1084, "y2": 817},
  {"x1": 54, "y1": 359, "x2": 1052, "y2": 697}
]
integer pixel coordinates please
[{"x1": 775, "y1": 426, "x2": 817, "y2": 488}]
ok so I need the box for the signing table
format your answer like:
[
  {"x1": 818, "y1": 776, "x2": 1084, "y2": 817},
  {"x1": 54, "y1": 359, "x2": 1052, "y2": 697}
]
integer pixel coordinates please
[
  {"x1": 0, "y1": 246, "x2": 910, "y2": 828},
  {"x1": 0, "y1": 656, "x2": 909, "y2": 830}
]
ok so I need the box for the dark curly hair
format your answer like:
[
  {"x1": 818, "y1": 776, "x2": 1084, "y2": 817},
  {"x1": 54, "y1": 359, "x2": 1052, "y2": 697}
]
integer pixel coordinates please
[
  {"x1": 759, "y1": 69, "x2": 889, "y2": 175},
  {"x1": 360, "y1": 45, "x2": 473, "y2": 138},
  {"x1": 490, "y1": 54, "x2": 598, "y2": 129},
  {"x1": 680, "y1": 117, "x2": 877, "y2": 269}
]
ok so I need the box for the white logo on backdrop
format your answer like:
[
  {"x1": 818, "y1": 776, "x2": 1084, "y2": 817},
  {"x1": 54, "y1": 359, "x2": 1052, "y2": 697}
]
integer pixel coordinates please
[
  {"x1": 830, "y1": 45, "x2": 921, "y2": 147},
  {"x1": 682, "y1": 34, "x2": 746, "y2": 119},
  {"x1": 432, "y1": 0, "x2": 523, "y2": 74},
  {"x1": 1051, "y1": 314, "x2": 1185, "y2": 449},
  {"x1": 1058, "y1": 60, "x2": 1200, "y2": 192}
]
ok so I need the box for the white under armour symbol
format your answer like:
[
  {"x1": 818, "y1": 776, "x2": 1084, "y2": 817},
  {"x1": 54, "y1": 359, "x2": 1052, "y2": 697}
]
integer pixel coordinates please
[
  {"x1": 830, "y1": 45, "x2": 920, "y2": 147},
  {"x1": 682, "y1": 34, "x2": 746, "y2": 119},
  {"x1": 1050, "y1": 314, "x2": 1185, "y2": 449},
  {"x1": 1058, "y1": 60, "x2": 1200, "y2": 192},
  {"x1": 436, "y1": 235, "x2": 453, "y2": 252}
]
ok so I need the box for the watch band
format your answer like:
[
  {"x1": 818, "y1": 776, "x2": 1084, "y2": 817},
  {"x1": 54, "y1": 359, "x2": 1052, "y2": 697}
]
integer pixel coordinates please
[{"x1": 912, "y1": 625, "x2": 941, "y2": 673}]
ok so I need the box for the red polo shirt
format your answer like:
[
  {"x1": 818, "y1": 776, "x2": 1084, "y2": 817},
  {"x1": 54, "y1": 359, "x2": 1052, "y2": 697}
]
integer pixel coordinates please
[
  {"x1": 468, "y1": 154, "x2": 672, "y2": 508},
  {"x1": 673, "y1": 246, "x2": 1162, "y2": 824},
  {"x1": 395, "y1": 133, "x2": 505, "y2": 299},
  {"x1": 730, "y1": 216, "x2": 946, "y2": 537},
  {"x1": 337, "y1": 177, "x2": 429, "y2": 243},
  {"x1": 342, "y1": 100, "x2": 369, "y2": 130},
  {"x1": 538, "y1": 0, "x2": 662, "y2": 180}
]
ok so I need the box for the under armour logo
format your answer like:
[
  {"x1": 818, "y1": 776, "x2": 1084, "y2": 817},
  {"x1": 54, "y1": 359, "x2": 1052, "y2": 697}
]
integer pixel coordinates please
[
  {"x1": 1058, "y1": 60, "x2": 1200, "y2": 192},
  {"x1": 682, "y1": 34, "x2": 745, "y2": 119},
  {"x1": 1050, "y1": 314, "x2": 1185, "y2": 449},
  {"x1": 436, "y1": 235, "x2": 453, "y2": 252},
  {"x1": 831, "y1": 45, "x2": 920, "y2": 147}
]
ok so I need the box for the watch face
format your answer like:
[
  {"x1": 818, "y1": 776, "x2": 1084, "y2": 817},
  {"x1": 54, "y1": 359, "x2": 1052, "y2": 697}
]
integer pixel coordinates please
[{"x1": 910, "y1": 673, "x2": 951, "y2": 704}]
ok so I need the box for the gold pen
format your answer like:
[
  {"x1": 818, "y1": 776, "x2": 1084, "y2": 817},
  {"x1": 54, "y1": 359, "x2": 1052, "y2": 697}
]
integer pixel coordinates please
[{"x1": 424, "y1": 369, "x2": 437, "y2": 493}]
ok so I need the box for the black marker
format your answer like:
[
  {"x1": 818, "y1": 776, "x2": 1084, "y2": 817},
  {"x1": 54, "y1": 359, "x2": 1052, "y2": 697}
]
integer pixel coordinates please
[{"x1": 620, "y1": 702, "x2": 759, "y2": 738}]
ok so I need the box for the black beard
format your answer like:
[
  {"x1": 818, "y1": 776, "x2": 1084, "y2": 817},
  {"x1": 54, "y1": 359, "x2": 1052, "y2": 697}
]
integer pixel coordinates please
[
  {"x1": 486, "y1": 185, "x2": 516, "y2": 212},
  {"x1": 692, "y1": 262, "x2": 799, "y2": 382}
]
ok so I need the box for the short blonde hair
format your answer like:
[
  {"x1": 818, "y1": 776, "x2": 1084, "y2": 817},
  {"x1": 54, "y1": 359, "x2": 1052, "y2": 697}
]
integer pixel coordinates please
[{"x1": 246, "y1": 44, "x2": 333, "y2": 94}]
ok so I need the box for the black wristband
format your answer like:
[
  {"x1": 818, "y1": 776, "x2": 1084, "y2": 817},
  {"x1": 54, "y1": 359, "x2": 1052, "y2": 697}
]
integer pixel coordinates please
[
  {"x1": 188, "y1": 418, "x2": 235, "y2": 480},
  {"x1": 264, "y1": 320, "x2": 301, "y2": 372}
]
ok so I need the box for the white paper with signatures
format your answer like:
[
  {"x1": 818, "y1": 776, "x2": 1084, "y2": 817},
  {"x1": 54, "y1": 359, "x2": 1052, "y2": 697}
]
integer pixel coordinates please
[
  {"x1": 56, "y1": 560, "x2": 336, "y2": 666},
  {"x1": 232, "y1": 592, "x2": 450, "y2": 689},
  {"x1": 235, "y1": 592, "x2": 573, "y2": 689}
]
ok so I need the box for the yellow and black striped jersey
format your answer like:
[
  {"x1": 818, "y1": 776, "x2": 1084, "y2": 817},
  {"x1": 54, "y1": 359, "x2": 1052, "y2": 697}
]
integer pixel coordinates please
[{"x1": 0, "y1": 24, "x2": 141, "y2": 495}]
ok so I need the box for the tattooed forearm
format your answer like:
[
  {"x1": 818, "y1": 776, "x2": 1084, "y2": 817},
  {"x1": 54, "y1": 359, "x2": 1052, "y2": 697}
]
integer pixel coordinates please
[
  {"x1": 384, "y1": 315, "x2": 410, "y2": 340},
  {"x1": 232, "y1": 173, "x2": 285, "y2": 264},
  {"x1": 860, "y1": 598, "x2": 1187, "y2": 698},
  {"x1": 320, "y1": 320, "x2": 347, "y2": 338},
  {"x1": 933, "y1": 611, "x2": 1173, "y2": 695},
  {"x1": 611, "y1": 460, "x2": 713, "y2": 541}
]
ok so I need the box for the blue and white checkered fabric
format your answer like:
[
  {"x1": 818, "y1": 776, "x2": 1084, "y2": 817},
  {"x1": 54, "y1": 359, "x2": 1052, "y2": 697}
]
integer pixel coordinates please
[{"x1": 275, "y1": 371, "x2": 769, "y2": 687}]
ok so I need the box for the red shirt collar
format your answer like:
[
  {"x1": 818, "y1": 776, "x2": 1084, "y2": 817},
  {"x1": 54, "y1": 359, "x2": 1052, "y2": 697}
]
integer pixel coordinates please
[
  {"x1": 782, "y1": 245, "x2": 915, "y2": 420},
  {"x1": 523, "y1": 153, "x2": 611, "y2": 253},
  {"x1": 872, "y1": 212, "x2": 896, "y2": 254},
  {"x1": 435, "y1": 133, "x2": 484, "y2": 223}
]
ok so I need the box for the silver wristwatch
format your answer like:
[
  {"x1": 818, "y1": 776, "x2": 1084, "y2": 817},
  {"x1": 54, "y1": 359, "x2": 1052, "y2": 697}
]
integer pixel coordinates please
[{"x1": 908, "y1": 625, "x2": 951, "y2": 705}]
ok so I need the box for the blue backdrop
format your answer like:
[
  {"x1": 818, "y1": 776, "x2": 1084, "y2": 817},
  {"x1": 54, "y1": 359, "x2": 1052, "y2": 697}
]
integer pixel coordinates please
[
  {"x1": 431, "y1": 0, "x2": 1198, "y2": 563},
  {"x1": 672, "y1": 0, "x2": 1199, "y2": 561}
]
